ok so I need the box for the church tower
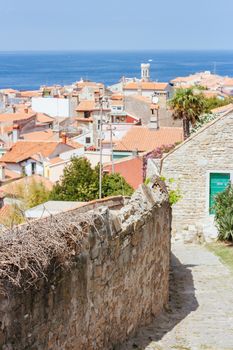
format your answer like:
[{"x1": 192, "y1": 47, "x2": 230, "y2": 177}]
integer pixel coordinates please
[{"x1": 141, "y1": 63, "x2": 150, "y2": 82}]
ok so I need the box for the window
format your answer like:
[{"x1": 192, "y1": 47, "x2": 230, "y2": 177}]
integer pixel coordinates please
[
  {"x1": 31, "y1": 162, "x2": 36, "y2": 175},
  {"x1": 84, "y1": 111, "x2": 91, "y2": 118},
  {"x1": 86, "y1": 137, "x2": 91, "y2": 144}
]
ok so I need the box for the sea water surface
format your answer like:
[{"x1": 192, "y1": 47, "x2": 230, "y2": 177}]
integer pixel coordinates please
[{"x1": 0, "y1": 50, "x2": 233, "y2": 90}]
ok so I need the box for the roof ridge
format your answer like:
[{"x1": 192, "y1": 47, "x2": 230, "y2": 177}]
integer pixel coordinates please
[{"x1": 161, "y1": 106, "x2": 233, "y2": 164}]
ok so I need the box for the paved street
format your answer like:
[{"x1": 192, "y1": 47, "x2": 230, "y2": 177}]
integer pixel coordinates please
[{"x1": 120, "y1": 243, "x2": 233, "y2": 350}]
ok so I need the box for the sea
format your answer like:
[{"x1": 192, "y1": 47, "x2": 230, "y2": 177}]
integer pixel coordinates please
[{"x1": 0, "y1": 50, "x2": 233, "y2": 91}]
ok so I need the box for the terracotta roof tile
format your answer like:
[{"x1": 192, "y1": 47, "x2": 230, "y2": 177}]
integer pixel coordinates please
[
  {"x1": 0, "y1": 112, "x2": 36, "y2": 123},
  {"x1": 76, "y1": 117, "x2": 94, "y2": 123},
  {"x1": 123, "y1": 82, "x2": 169, "y2": 91},
  {"x1": 48, "y1": 157, "x2": 64, "y2": 165},
  {"x1": 104, "y1": 157, "x2": 143, "y2": 189},
  {"x1": 0, "y1": 89, "x2": 18, "y2": 94},
  {"x1": 110, "y1": 99, "x2": 124, "y2": 106},
  {"x1": 21, "y1": 130, "x2": 57, "y2": 141},
  {"x1": 36, "y1": 113, "x2": 55, "y2": 123},
  {"x1": 76, "y1": 81, "x2": 104, "y2": 89},
  {"x1": 114, "y1": 126, "x2": 183, "y2": 152},
  {"x1": 19, "y1": 90, "x2": 41, "y2": 98},
  {"x1": 111, "y1": 94, "x2": 123, "y2": 100},
  {"x1": 67, "y1": 139, "x2": 84, "y2": 149},
  {"x1": 4, "y1": 169, "x2": 22, "y2": 181},
  {"x1": 130, "y1": 95, "x2": 151, "y2": 103},
  {"x1": 76, "y1": 100, "x2": 96, "y2": 111},
  {"x1": 0, "y1": 141, "x2": 61, "y2": 163}
]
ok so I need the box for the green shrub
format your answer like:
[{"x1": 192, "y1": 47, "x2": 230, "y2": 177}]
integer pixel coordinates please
[
  {"x1": 214, "y1": 184, "x2": 233, "y2": 241},
  {"x1": 50, "y1": 157, "x2": 133, "y2": 201},
  {"x1": 160, "y1": 176, "x2": 182, "y2": 206}
]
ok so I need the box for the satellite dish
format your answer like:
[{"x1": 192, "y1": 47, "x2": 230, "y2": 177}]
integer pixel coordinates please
[{"x1": 152, "y1": 96, "x2": 159, "y2": 104}]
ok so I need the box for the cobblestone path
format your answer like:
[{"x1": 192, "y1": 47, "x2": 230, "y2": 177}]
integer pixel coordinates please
[{"x1": 120, "y1": 243, "x2": 233, "y2": 350}]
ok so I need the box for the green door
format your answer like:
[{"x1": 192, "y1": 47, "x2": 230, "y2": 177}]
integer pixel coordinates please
[{"x1": 209, "y1": 173, "x2": 230, "y2": 214}]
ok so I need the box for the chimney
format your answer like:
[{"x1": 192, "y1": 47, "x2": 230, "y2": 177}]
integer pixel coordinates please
[
  {"x1": 61, "y1": 132, "x2": 67, "y2": 144},
  {"x1": 13, "y1": 124, "x2": 20, "y2": 143},
  {"x1": 0, "y1": 163, "x2": 6, "y2": 182},
  {"x1": 149, "y1": 106, "x2": 159, "y2": 129}
]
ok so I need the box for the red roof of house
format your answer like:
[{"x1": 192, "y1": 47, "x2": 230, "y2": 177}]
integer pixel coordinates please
[
  {"x1": 123, "y1": 82, "x2": 169, "y2": 91},
  {"x1": 21, "y1": 130, "x2": 57, "y2": 141},
  {"x1": 19, "y1": 90, "x2": 41, "y2": 98},
  {"x1": 114, "y1": 126, "x2": 183, "y2": 152},
  {"x1": 76, "y1": 100, "x2": 96, "y2": 111},
  {"x1": 76, "y1": 117, "x2": 94, "y2": 123},
  {"x1": 104, "y1": 157, "x2": 143, "y2": 190},
  {"x1": 36, "y1": 113, "x2": 55, "y2": 124},
  {"x1": 0, "y1": 112, "x2": 36, "y2": 123},
  {"x1": 0, "y1": 141, "x2": 64, "y2": 163}
]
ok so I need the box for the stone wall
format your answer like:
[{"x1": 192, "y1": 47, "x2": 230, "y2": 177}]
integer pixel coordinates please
[
  {"x1": 0, "y1": 183, "x2": 171, "y2": 350},
  {"x1": 161, "y1": 111, "x2": 233, "y2": 242}
]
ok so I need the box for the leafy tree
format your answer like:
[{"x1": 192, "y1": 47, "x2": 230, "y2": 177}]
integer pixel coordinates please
[
  {"x1": 50, "y1": 157, "x2": 99, "y2": 201},
  {"x1": 50, "y1": 157, "x2": 134, "y2": 201},
  {"x1": 169, "y1": 88, "x2": 207, "y2": 139},
  {"x1": 102, "y1": 173, "x2": 133, "y2": 197}
]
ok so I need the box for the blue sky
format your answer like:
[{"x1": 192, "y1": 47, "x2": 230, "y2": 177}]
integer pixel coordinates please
[{"x1": 1, "y1": 0, "x2": 233, "y2": 51}]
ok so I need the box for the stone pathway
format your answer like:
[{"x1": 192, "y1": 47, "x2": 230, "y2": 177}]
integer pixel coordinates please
[{"x1": 120, "y1": 243, "x2": 233, "y2": 350}]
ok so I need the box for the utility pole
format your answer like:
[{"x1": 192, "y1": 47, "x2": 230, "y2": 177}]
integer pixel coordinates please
[
  {"x1": 109, "y1": 119, "x2": 115, "y2": 174},
  {"x1": 99, "y1": 97, "x2": 103, "y2": 199},
  {"x1": 98, "y1": 96, "x2": 114, "y2": 198}
]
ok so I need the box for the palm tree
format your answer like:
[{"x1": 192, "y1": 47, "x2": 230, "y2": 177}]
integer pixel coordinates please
[{"x1": 169, "y1": 88, "x2": 206, "y2": 139}]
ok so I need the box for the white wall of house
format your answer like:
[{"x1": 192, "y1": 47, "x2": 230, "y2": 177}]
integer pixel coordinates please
[
  {"x1": 59, "y1": 147, "x2": 85, "y2": 161},
  {"x1": 72, "y1": 131, "x2": 93, "y2": 147},
  {"x1": 44, "y1": 149, "x2": 111, "y2": 183},
  {"x1": 79, "y1": 86, "x2": 95, "y2": 101},
  {"x1": 5, "y1": 163, "x2": 22, "y2": 174},
  {"x1": 24, "y1": 159, "x2": 44, "y2": 176},
  {"x1": 108, "y1": 82, "x2": 123, "y2": 93},
  {"x1": 45, "y1": 160, "x2": 71, "y2": 183},
  {"x1": 123, "y1": 89, "x2": 168, "y2": 98},
  {"x1": 5, "y1": 160, "x2": 43, "y2": 176},
  {"x1": 32, "y1": 97, "x2": 71, "y2": 117},
  {"x1": 102, "y1": 123, "x2": 133, "y2": 142},
  {"x1": 84, "y1": 151, "x2": 111, "y2": 167}
]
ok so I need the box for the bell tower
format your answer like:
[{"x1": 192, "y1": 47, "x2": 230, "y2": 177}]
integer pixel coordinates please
[{"x1": 141, "y1": 63, "x2": 150, "y2": 82}]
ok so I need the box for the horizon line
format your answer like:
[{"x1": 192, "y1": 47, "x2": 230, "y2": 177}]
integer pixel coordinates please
[{"x1": 1, "y1": 48, "x2": 233, "y2": 53}]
